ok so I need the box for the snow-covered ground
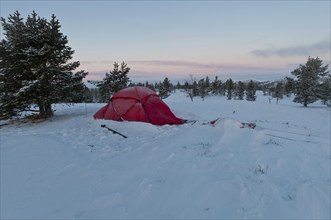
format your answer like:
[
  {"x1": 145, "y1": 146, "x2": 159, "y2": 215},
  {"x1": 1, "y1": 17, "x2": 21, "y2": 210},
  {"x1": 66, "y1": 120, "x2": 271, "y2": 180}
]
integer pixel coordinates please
[{"x1": 1, "y1": 91, "x2": 330, "y2": 219}]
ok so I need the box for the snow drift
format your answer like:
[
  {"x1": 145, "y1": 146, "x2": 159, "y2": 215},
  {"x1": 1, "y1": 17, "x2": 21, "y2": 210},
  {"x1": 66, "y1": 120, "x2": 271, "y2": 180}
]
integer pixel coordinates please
[{"x1": 1, "y1": 91, "x2": 330, "y2": 219}]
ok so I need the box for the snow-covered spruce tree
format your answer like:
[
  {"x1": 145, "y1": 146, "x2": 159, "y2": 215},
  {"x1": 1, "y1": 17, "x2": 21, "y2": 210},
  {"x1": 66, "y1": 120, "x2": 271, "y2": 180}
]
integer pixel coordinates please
[
  {"x1": 273, "y1": 82, "x2": 284, "y2": 104},
  {"x1": 225, "y1": 78, "x2": 234, "y2": 100},
  {"x1": 192, "y1": 80, "x2": 199, "y2": 97},
  {"x1": 246, "y1": 80, "x2": 257, "y2": 101},
  {"x1": 0, "y1": 11, "x2": 88, "y2": 119},
  {"x1": 318, "y1": 75, "x2": 331, "y2": 106},
  {"x1": 211, "y1": 76, "x2": 221, "y2": 95},
  {"x1": 284, "y1": 76, "x2": 295, "y2": 97},
  {"x1": 236, "y1": 81, "x2": 245, "y2": 100},
  {"x1": 291, "y1": 57, "x2": 329, "y2": 107},
  {"x1": 197, "y1": 78, "x2": 208, "y2": 99},
  {"x1": 98, "y1": 62, "x2": 130, "y2": 102},
  {"x1": 159, "y1": 77, "x2": 171, "y2": 99},
  {"x1": 0, "y1": 11, "x2": 29, "y2": 119},
  {"x1": 205, "y1": 76, "x2": 211, "y2": 94}
]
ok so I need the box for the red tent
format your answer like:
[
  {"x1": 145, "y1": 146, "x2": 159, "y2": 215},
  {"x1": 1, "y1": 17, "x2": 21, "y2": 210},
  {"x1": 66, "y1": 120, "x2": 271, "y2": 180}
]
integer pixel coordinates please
[{"x1": 93, "y1": 86, "x2": 185, "y2": 125}]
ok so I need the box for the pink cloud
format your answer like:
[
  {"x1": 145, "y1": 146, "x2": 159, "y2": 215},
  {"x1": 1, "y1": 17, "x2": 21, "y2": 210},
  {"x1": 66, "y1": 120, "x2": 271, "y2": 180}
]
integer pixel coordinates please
[{"x1": 83, "y1": 59, "x2": 293, "y2": 82}]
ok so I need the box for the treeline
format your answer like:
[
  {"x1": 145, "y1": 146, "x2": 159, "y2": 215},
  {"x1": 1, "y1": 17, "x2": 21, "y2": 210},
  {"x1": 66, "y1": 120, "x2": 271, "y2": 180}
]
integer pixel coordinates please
[
  {"x1": 84, "y1": 57, "x2": 330, "y2": 107},
  {"x1": 85, "y1": 75, "x2": 291, "y2": 103},
  {"x1": 86, "y1": 76, "x2": 261, "y2": 103}
]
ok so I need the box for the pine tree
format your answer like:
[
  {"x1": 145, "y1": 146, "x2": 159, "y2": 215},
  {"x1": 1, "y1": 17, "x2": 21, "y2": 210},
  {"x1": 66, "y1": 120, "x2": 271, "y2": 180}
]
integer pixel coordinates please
[
  {"x1": 0, "y1": 11, "x2": 87, "y2": 119},
  {"x1": 237, "y1": 81, "x2": 245, "y2": 100},
  {"x1": 219, "y1": 81, "x2": 226, "y2": 96},
  {"x1": 98, "y1": 62, "x2": 131, "y2": 102},
  {"x1": 225, "y1": 78, "x2": 234, "y2": 100},
  {"x1": 211, "y1": 76, "x2": 221, "y2": 95},
  {"x1": 246, "y1": 80, "x2": 256, "y2": 101},
  {"x1": 183, "y1": 81, "x2": 190, "y2": 91},
  {"x1": 0, "y1": 11, "x2": 28, "y2": 118},
  {"x1": 205, "y1": 76, "x2": 211, "y2": 94},
  {"x1": 291, "y1": 57, "x2": 329, "y2": 107},
  {"x1": 159, "y1": 77, "x2": 171, "y2": 99},
  {"x1": 198, "y1": 78, "x2": 207, "y2": 99},
  {"x1": 192, "y1": 81, "x2": 199, "y2": 97},
  {"x1": 273, "y1": 82, "x2": 284, "y2": 104},
  {"x1": 318, "y1": 75, "x2": 331, "y2": 106},
  {"x1": 176, "y1": 81, "x2": 181, "y2": 90},
  {"x1": 284, "y1": 77, "x2": 295, "y2": 97}
]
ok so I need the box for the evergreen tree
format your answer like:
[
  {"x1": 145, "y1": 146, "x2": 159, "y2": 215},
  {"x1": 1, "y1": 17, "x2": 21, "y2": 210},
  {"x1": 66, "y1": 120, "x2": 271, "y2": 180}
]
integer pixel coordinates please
[
  {"x1": 225, "y1": 78, "x2": 234, "y2": 100},
  {"x1": 318, "y1": 75, "x2": 331, "y2": 106},
  {"x1": 159, "y1": 77, "x2": 171, "y2": 99},
  {"x1": 273, "y1": 82, "x2": 284, "y2": 104},
  {"x1": 237, "y1": 81, "x2": 245, "y2": 100},
  {"x1": 183, "y1": 81, "x2": 190, "y2": 91},
  {"x1": 98, "y1": 62, "x2": 130, "y2": 102},
  {"x1": 176, "y1": 81, "x2": 181, "y2": 90},
  {"x1": 291, "y1": 57, "x2": 329, "y2": 107},
  {"x1": 192, "y1": 80, "x2": 199, "y2": 97},
  {"x1": 284, "y1": 77, "x2": 295, "y2": 97},
  {"x1": 246, "y1": 80, "x2": 256, "y2": 101},
  {"x1": 0, "y1": 11, "x2": 87, "y2": 119},
  {"x1": 211, "y1": 76, "x2": 221, "y2": 95},
  {"x1": 198, "y1": 78, "x2": 207, "y2": 99},
  {"x1": 233, "y1": 82, "x2": 238, "y2": 99},
  {"x1": 219, "y1": 81, "x2": 226, "y2": 96},
  {"x1": 205, "y1": 76, "x2": 211, "y2": 94},
  {"x1": 0, "y1": 11, "x2": 28, "y2": 118}
]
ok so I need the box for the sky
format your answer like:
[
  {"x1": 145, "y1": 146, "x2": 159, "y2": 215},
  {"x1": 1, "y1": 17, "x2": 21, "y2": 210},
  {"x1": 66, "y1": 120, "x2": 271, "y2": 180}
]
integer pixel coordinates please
[{"x1": 1, "y1": 0, "x2": 330, "y2": 82}]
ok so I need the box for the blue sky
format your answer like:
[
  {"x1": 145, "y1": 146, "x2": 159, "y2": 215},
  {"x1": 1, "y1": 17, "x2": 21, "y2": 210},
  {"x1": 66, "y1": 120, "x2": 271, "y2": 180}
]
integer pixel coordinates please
[{"x1": 1, "y1": 0, "x2": 330, "y2": 82}]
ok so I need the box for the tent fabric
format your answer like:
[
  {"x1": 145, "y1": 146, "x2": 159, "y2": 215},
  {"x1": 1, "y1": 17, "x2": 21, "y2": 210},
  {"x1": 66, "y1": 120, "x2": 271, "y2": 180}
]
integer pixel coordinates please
[{"x1": 94, "y1": 86, "x2": 185, "y2": 125}]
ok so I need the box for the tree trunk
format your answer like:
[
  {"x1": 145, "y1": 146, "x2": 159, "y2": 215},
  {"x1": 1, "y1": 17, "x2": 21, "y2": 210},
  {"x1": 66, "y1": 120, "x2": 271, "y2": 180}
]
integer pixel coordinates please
[
  {"x1": 38, "y1": 102, "x2": 53, "y2": 118},
  {"x1": 45, "y1": 102, "x2": 53, "y2": 117},
  {"x1": 304, "y1": 97, "x2": 308, "y2": 107},
  {"x1": 38, "y1": 102, "x2": 45, "y2": 116},
  {"x1": 303, "y1": 100, "x2": 308, "y2": 107}
]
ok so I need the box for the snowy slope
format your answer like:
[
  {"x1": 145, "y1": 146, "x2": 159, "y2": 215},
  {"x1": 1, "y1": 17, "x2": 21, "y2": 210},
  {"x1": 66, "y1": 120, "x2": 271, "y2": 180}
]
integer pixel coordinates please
[{"x1": 1, "y1": 92, "x2": 330, "y2": 219}]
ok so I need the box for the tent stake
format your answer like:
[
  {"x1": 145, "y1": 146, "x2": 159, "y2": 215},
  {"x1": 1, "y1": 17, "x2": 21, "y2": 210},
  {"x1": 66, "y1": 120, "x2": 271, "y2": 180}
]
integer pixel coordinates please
[{"x1": 101, "y1": 124, "x2": 128, "y2": 138}]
